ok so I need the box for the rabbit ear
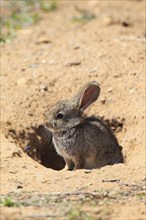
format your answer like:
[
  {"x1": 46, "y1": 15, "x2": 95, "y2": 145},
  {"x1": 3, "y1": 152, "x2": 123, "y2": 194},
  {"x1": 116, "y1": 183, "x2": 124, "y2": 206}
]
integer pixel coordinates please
[{"x1": 73, "y1": 81, "x2": 100, "y2": 111}]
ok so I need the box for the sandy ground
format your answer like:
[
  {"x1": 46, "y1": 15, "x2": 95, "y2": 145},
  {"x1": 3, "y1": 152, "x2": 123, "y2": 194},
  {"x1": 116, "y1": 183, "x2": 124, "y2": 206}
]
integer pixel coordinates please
[{"x1": 1, "y1": 1, "x2": 146, "y2": 220}]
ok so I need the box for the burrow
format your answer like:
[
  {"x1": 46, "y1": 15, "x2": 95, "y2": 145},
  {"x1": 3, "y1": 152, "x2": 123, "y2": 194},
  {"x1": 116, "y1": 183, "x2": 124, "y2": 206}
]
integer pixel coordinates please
[{"x1": 3, "y1": 116, "x2": 125, "y2": 171}]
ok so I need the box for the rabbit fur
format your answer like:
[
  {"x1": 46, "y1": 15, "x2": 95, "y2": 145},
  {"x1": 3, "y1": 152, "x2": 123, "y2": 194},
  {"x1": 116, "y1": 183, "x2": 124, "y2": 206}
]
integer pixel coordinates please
[{"x1": 45, "y1": 81, "x2": 123, "y2": 170}]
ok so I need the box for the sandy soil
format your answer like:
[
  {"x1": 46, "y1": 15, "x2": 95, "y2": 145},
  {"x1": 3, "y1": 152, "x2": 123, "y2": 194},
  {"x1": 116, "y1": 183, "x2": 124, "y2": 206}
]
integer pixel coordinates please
[{"x1": 1, "y1": 1, "x2": 145, "y2": 220}]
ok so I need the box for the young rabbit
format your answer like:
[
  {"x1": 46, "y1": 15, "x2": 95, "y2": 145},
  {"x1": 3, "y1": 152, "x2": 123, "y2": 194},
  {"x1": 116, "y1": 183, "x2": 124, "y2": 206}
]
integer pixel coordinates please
[{"x1": 45, "y1": 81, "x2": 123, "y2": 170}]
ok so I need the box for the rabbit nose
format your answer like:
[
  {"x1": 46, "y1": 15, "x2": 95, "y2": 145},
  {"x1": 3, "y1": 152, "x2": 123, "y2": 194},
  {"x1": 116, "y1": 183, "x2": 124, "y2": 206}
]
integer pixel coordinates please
[{"x1": 46, "y1": 121, "x2": 51, "y2": 128}]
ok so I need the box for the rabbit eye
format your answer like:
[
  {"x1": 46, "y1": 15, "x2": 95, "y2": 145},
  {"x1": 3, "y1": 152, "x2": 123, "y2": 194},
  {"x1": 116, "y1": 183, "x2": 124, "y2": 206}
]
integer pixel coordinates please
[{"x1": 56, "y1": 113, "x2": 64, "y2": 119}]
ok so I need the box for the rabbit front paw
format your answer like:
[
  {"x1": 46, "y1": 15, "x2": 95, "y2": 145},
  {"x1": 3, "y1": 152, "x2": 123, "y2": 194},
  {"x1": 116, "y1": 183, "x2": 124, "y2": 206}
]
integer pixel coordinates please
[
  {"x1": 63, "y1": 159, "x2": 74, "y2": 171},
  {"x1": 73, "y1": 158, "x2": 85, "y2": 170}
]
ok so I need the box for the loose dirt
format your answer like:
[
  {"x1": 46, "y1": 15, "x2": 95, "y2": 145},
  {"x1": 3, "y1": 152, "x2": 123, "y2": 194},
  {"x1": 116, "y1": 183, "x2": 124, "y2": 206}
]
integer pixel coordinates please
[{"x1": 1, "y1": 1, "x2": 145, "y2": 220}]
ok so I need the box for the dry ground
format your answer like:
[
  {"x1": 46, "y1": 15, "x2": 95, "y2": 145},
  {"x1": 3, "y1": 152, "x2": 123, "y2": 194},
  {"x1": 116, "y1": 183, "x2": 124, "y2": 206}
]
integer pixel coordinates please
[{"x1": 0, "y1": 1, "x2": 146, "y2": 220}]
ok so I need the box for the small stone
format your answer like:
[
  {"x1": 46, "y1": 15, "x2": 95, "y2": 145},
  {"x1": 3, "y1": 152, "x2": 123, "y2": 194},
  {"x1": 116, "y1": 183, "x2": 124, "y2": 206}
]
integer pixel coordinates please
[
  {"x1": 9, "y1": 171, "x2": 17, "y2": 174},
  {"x1": 66, "y1": 61, "x2": 81, "y2": 67},
  {"x1": 100, "y1": 97, "x2": 106, "y2": 104},
  {"x1": 74, "y1": 46, "x2": 80, "y2": 50},
  {"x1": 17, "y1": 185, "x2": 23, "y2": 189},
  {"x1": 42, "y1": 60, "x2": 46, "y2": 64},
  {"x1": 102, "y1": 16, "x2": 114, "y2": 26},
  {"x1": 21, "y1": 165, "x2": 27, "y2": 168},
  {"x1": 129, "y1": 88, "x2": 136, "y2": 94},
  {"x1": 39, "y1": 84, "x2": 48, "y2": 92},
  {"x1": 49, "y1": 61, "x2": 56, "y2": 65},
  {"x1": 90, "y1": 67, "x2": 98, "y2": 73},
  {"x1": 108, "y1": 88, "x2": 113, "y2": 93},
  {"x1": 131, "y1": 72, "x2": 136, "y2": 76},
  {"x1": 87, "y1": 182, "x2": 93, "y2": 186},
  {"x1": 29, "y1": 63, "x2": 38, "y2": 68},
  {"x1": 84, "y1": 169, "x2": 92, "y2": 174},
  {"x1": 6, "y1": 121, "x2": 11, "y2": 125},
  {"x1": 65, "y1": 177, "x2": 70, "y2": 179},
  {"x1": 41, "y1": 180, "x2": 49, "y2": 183},
  {"x1": 17, "y1": 77, "x2": 27, "y2": 86},
  {"x1": 108, "y1": 97, "x2": 112, "y2": 102},
  {"x1": 12, "y1": 151, "x2": 22, "y2": 158},
  {"x1": 27, "y1": 112, "x2": 33, "y2": 116},
  {"x1": 101, "y1": 179, "x2": 119, "y2": 183},
  {"x1": 36, "y1": 38, "x2": 51, "y2": 44},
  {"x1": 114, "y1": 73, "x2": 120, "y2": 77},
  {"x1": 121, "y1": 21, "x2": 130, "y2": 27}
]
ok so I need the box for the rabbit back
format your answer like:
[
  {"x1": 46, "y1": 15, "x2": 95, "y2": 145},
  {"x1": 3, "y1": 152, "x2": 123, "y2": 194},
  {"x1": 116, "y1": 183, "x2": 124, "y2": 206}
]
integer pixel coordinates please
[{"x1": 52, "y1": 116, "x2": 123, "y2": 169}]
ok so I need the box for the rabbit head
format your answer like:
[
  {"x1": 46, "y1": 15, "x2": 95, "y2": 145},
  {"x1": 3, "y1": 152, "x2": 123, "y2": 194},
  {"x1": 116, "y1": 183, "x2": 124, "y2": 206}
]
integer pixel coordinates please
[{"x1": 45, "y1": 81, "x2": 100, "y2": 132}]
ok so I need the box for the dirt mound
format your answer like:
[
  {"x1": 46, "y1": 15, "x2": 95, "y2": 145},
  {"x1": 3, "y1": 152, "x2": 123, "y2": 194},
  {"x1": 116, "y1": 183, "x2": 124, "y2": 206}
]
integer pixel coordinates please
[{"x1": 2, "y1": 114, "x2": 125, "y2": 170}]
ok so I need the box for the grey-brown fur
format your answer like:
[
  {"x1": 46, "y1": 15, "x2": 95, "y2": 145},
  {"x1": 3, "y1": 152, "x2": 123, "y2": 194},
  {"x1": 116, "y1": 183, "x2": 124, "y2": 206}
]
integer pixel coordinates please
[{"x1": 45, "y1": 81, "x2": 123, "y2": 170}]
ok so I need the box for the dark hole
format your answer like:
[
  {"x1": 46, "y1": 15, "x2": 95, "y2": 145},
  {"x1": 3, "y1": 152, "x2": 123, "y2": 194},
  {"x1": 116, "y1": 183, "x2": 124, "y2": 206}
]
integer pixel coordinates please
[{"x1": 4, "y1": 117, "x2": 125, "y2": 171}]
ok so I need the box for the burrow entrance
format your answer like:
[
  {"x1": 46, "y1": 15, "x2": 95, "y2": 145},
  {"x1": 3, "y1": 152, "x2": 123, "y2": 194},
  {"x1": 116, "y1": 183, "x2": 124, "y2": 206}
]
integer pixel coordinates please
[{"x1": 3, "y1": 116, "x2": 125, "y2": 171}]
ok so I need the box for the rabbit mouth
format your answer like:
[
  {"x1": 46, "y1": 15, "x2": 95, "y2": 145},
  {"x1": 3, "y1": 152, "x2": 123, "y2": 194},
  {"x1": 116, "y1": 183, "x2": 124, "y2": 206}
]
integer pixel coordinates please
[
  {"x1": 45, "y1": 118, "x2": 84, "y2": 133},
  {"x1": 45, "y1": 121, "x2": 56, "y2": 132},
  {"x1": 45, "y1": 121, "x2": 64, "y2": 133}
]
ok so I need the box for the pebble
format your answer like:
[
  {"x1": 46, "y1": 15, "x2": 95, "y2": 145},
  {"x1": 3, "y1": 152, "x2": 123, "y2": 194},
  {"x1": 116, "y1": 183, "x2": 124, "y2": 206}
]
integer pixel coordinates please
[
  {"x1": 17, "y1": 185, "x2": 23, "y2": 189},
  {"x1": 9, "y1": 171, "x2": 17, "y2": 174},
  {"x1": 101, "y1": 179, "x2": 119, "y2": 183},
  {"x1": 27, "y1": 112, "x2": 33, "y2": 116},
  {"x1": 42, "y1": 60, "x2": 46, "y2": 64},
  {"x1": 87, "y1": 182, "x2": 93, "y2": 186},
  {"x1": 101, "y1": 16, "x2": 114, "y2": 26},
  {"x1": 131, "y1": 72, "x2": 136, "y2": 76},
  {"x1": 114, "y1": 73, "x2": 120, "y2": 77},
  {"x1": 121, "y1": 21, "x2": 130, "y2": 27},
  {"x1": 74, "y1": 46, "x2": 80, "y2": 50},
  {"x1": 17, "y1": 77, "x2": 27, "y2": 86},
  {"x1": 65, "y1": 177, "x2": 70, "y2": 179},
  {"x1": 36, "y1": 38, "x2": 51, "y2": 45},
  {"x1": 84, "y1": 169, "x2": 92, "y2": 174},
  {"x1": 21, "y1": 165, "x2": 27, "y2": 168},
  {"x1": 12, "y1": 151, "x2": 22, "y2": 158},
  {"x1": 129, "y1": 88, "x2": 136, "y2": 94},
  {"x1": 108, "y1": 88, "x2": 113, "y2": 93},
  {"x1": 100, "y1": 97, "x2": 106, "y2": 104},
  {"x1": 39, "y1": 84, "x2": 48, "y2": 92},
  {"x1": 29, "y1": 63, "x2": 38, "y2": 68},
  {"x1": 66, "y1": 61, "x2": 81, "y2": 67},
  {"x1": 49, "y1": 61, "x2": 56, "y2": 65},
  {"x1": 90, "y1": 67, "x2": 98, "y2": 73}
]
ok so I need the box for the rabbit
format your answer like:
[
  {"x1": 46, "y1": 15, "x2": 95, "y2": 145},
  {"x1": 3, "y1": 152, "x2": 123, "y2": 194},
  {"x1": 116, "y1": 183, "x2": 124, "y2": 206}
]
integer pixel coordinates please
[{"x1": 45, "y1": 81, "x2": 123, "y2": 170}]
